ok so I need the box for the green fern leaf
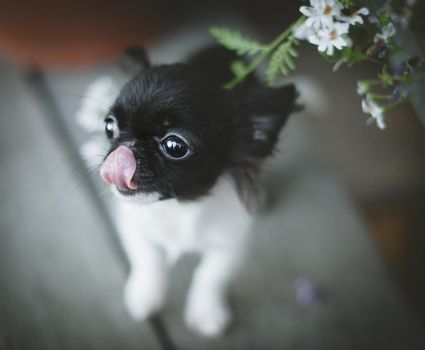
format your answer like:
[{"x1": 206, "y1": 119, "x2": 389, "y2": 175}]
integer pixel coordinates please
[
  {"x1": 266, "y1": 41, "x2": 298, "y2": 86},
  {"x1": 230, "y1": 60, "x2": 248, "y2": 78},
  {"x1": 284, "y1": 54, "x2": 296, "y2": 70},
  {"x1": 280, "y1": 66, "x2": 289, "y2": 76},
  {"x1": 288, "y1": 46, "x2": 298, "y2": 57},
  {"x1": 210, "y1": 27, "x2": 267, "y2": 56}
]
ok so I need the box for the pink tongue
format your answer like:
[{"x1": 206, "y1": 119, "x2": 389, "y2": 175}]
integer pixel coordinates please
[{"x1": 100, "y1": 145, "x2": 137, "y2": 190}]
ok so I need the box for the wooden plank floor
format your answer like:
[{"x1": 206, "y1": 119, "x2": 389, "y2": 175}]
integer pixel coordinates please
[{"x1": 0, "y1": 60, "x2": 162, "y2": 350}]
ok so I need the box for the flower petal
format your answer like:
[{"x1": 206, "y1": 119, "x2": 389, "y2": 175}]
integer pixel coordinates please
[
  {"x1": 300, "y1": 6, "x2": 314, "y2": 17},
  {"x1": 357, "y1": 7, "x2": 370, "y2": 16}
]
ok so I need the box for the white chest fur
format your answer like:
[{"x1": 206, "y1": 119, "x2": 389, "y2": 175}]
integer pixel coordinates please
[{"x1": 113, "y1": 175, "x2": 252, "y2": 263}]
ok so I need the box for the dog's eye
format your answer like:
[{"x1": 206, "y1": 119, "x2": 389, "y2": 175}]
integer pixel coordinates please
[
  {"x1": 160, "y1": 135, "x2": 191, "y2": 160},
  {"x1": 105, "y1": 116, "x2": 119, "y2": 139}
]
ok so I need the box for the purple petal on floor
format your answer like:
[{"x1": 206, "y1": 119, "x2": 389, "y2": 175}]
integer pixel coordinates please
[{"x1": 294, "y1": 278, "x2": 323, "y2": 305}]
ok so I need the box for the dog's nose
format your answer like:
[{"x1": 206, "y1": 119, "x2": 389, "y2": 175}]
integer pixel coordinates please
[{"x1": 100, "y1": 145, "x2": 137, "y2": 190}]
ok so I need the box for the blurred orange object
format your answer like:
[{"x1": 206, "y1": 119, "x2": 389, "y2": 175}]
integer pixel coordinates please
[{"x1": 0, "y1": 0, "x2": 161, "y2": 68}]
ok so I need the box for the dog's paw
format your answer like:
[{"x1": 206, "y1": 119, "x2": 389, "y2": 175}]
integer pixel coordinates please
[
  {"x1": 123, "y1": 275, "x2": 164, "y2": 321},
  {"x1": 185, "y1": 296, "x2": 232, "y2": 337}
]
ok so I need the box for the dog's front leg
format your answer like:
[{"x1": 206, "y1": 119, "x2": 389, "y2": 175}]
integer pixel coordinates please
[
  {"x1": 121, "y1": 233, "x2": 169, "y2": 322},
  {"x1": 185, "y1": 247, "x2": 244, "y2": 337}
]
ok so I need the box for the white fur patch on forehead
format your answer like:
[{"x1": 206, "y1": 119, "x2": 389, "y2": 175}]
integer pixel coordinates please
[{"x1": 111, "y1": 187, "x2": 161, "y2": 205}]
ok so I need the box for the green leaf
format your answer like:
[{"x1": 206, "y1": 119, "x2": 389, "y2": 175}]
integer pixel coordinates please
[
  {"x1": 288, "y1": 46, "x2": 298, "y2": 57},
  {"x1": 209, "y1": 27, "x2": 267, "y2": 56},
  {"x1": 341, "y1": 46, "x2": 367, "y2": 63},
  {"x1": 230, "y1": 60, "x2": 248, "y2": 79},
  {"x1": 286, "y1": 55, "x2": 295, "y2": 70},
  {"x1": 378, "y1": 66, "x2": 394, "y2": 87},
  {"x1": 378, "y1": 10, "x2": 390, "y2": 26},
  {"x1": 280, "y1": 65, "x2": 289, "y2": 76},
  {"x1": 266, "y1": 40, "x2": 298, "y2": 86},
  {"x1": 340, "y1": 0, "x2": 355, "y2": 8}
]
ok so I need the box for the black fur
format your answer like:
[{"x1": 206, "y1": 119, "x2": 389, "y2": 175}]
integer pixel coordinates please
[{"x1": 105, "y1": 46, "x2": 297, "y2": 203}]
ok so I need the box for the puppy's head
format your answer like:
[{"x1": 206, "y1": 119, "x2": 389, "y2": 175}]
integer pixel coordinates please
[{"x1": 100, "y1": 47, "x2": 296, "y2": 203}]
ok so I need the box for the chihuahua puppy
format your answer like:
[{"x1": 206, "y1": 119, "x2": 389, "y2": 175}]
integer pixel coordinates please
[{"x1": 99, "y1": 46, "x2": 297, "y2": 337}]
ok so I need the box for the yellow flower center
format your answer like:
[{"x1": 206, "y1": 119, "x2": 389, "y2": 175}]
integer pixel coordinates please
[
  {"x1": 324, "y1": 5, "x2": 332, "y2": 15},
  {"x1": 330, "y1": 29, "x2": 337, "y2": 40}
]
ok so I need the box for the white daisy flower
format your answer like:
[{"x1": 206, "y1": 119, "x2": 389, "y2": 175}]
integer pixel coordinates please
[
  {"x1": 374, "y1": 23, "x2": 396, "y2": 43},
  {"x1": 361, "y1": 96, "x2": 386, "y2": 129},
  {"x1": 308, "y1": 22, "x2": 350, "y2": 55},
  {"x1": 337, "y1": 7, "x2": 369, "y2": 25},
  {"x1": 300, "y1": 0, "x2": 343, "y2": 29},
  {"x1": 294, "y1": 22, "x2": 315, "y2": 40}
]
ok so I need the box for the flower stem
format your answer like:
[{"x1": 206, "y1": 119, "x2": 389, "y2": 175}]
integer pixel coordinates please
[
  {"x1": 368, "y1": 93, "x2": 392, "y2": 100},
  {"x1": 224, "y1": 16, "x2": 305, "y2": 89},
  {"x1": 360, "y1": 79, "x2": 381, "y2": 85},
  {"x1": 383, "y1": 100, "x2": 403, "y2": 111}
]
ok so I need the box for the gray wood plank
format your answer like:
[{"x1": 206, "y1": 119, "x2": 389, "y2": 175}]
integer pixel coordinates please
[{"x1": 0, "y1": 60, "x2": 161, "y2": 350}]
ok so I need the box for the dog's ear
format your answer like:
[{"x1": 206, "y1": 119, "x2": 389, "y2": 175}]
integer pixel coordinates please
[
  {"x1": 121, "y1": 46, "x2": 151, "y2": 74},
  {"x1": 247, "y1": 114, "x2": 288, "y2": 158},
  {"x1": 236, "y1": 84, "x2": 298, "y2": 159}
]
